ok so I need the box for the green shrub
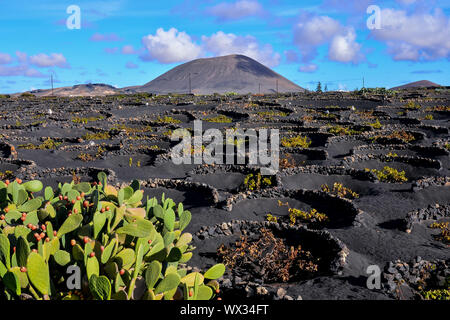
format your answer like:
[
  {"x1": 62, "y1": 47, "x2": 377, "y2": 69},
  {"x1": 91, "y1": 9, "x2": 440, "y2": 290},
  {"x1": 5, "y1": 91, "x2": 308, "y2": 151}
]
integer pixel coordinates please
[
  {"x1": 367, "y1": 119, "x2": 382, "y2": 129},
  {"x1": 83, "y1": 131, "x2": 111, "y2": 141},
  {"x1": 288, "y1": 208, "x2": 328, "y2": 225},
  {"x1": 366, "y1": 166, "x2": 408, "y2": 183},
  {"x1": 18, "y1": 138, "x2": 61, "y2": 150},
  {"x1": 421, "y1": 289, "x2": 450, "y2": 300},
  {"x1": 243, "y1": 173, "x2": 275, "y2": 191},
  {"x1": 204, "y1": 115, "x2": 232, "y2": 123},
  {"x1": 281, "y1": 135, "x2": 311, "y2": 148},
  {"x1": 404, "y1": 101, "x2": 421, "y2": 110},
  {"x1": 155, "y1": 116, "x2": 181, "y2": 124},
  {"x1": 0, "y1": 175, "x2": 225, "y2": 300},
  {"x1": 72, "y1": 116, "x2": 105, "y2": 124},
  {"x1": 328, "y1": 125, "x2": 365, "y2": 136},
  {"x1": 20, "y1": 92, "x2": 35, "y2": 98}
]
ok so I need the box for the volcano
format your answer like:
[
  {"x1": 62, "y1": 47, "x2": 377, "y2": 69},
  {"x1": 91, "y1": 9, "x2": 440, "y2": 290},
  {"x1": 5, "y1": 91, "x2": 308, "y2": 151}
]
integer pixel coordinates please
[
  {"x1": 130, "y1": 54, "x2": 305, "y2": 95},
  {"x1": 390, "y1": 80, "x2": 442, "y2": 90}
]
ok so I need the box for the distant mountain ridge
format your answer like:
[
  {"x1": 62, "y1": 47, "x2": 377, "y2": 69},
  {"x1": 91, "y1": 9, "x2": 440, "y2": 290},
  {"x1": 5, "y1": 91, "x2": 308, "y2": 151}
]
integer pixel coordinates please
[
  {"x1": 19, "y1": 83, "x2": 121, "y2": 97},
  {"x1": 390, "y1": 80, "x2": 442, "y2": 90}
]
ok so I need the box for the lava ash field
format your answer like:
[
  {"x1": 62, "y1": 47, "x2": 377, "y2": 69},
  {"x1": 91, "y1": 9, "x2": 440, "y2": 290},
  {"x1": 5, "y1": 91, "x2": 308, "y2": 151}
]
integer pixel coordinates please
[{"x1": 0, "y1": 88, "x2": 448, "y2": 300}]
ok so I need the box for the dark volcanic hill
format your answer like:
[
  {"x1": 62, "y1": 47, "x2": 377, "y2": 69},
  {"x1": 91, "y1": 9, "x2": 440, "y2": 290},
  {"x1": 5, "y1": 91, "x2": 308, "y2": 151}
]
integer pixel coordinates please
[
  {"x1": 18, "y1": 83, "x2": 122, "y2": 97},
  {"x1": 390, "y1": 80, "x2": 442, "y2": 90},
  {"x1": 130, "y1": 54, "x2": 305, "y2": 95}
]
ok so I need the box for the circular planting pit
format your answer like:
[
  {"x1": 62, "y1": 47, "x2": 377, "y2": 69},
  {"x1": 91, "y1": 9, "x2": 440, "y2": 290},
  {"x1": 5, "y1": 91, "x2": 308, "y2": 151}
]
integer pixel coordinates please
[
  {"x1": 188, "y1": 172, "x2": 246, "y2": 192},
  {"x1": 192, "y1": 220, "x2": 348, "y2": 298},
  {"x1": 223, "y1": 189, "x2": 361, "y2": 229},
  {"x1": 350, "y1": 159, "x2": 441, "y2": 182},
  {"x1": 281, "y1": 172, "x2": 374, "y2": 198}
]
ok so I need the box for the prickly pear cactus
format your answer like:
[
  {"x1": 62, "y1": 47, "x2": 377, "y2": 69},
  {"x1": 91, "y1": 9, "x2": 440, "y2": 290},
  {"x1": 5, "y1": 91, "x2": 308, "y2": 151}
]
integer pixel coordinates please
[{"x1": 0, "y1": 175, "x2": 226, "y2": 300}]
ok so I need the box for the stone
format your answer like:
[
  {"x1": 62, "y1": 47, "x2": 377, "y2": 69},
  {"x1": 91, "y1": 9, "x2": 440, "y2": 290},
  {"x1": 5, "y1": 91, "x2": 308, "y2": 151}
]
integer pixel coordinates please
[
  {"x1": 276, "y1": 287, "x2": 287, "y2": 299},
  {"x1": 256, "y1": 286, "x2": 269, "y2": 296},
  {"x1": 244, "y1": 285, "x2": 255, "y2": 298}
]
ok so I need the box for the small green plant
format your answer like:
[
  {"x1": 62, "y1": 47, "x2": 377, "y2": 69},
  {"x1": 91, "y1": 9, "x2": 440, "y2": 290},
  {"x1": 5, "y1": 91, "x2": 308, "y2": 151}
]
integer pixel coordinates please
[
  {"x1": 421, "y1": 289, "x2": 450, "y2": 300},
  {"x1": 424, "y1": 114, "x2": 434, "y2": 120},
  {"x1": 445, "y1": 143, "x2": 450, "y2": 151},
  {"x1": 266, "y1": 214, "x2": 278, "y2": 223},
  {"x1": 328, "y1": 126, "x2": 365, "y2": 136},
  {"x1": 18, "y1": 138, "x2": 61, "y2": 150},
  {"x1": 162, "y1": 129, "x2": 173, "y2": 137},
  {"x1": 155, "y1": 116, "x2": 181, "y2": 124},
  {"x1": 72, "y1": 115, "x2": 105, "y2": 124},
  {"x1": 257, "y1": 111, "x2": 288, "y2": 119},
  {"x1": 321, "y1": 183, "x2": 359, "y2": 199},
  {"x1": 204, "y1": 115, "x2": 232, "y2": 123},
  {"x1": 281, "y1": 135, "x2": 311, "y2": 148},
  {"x1": 288, "y1": 208, "x2": 328, "y2": 225},
  {"x1": 373, "y1": 130, "x2": 415, "y2": 144},
  {"x1": 76, "y1": 146, "x2": 106, "y2": 162},
  {"x1": 243, "y1": 173, "x2": 275, "y2": 191},
  {"x1": 367, "y1": 119, "x2": 382, "y2": 129},
  {"x1": 366, "y1": 166, "x2": 408, "y2": 183},
  {"x1": 429, "y1": 222, "x2": 450, "y2": 244},
  {"x1": 384, "y1": 152, "x2": 399, "y2": 162},
  {"x1": 404, "y1": 101, "x2": 421, "y2": 110},
  {"x1": 20, "y1": 92, "x2": 35, "y2": 98},
  {"x1": 83, "y1": 131, "x2": 111, "y2": 141}
]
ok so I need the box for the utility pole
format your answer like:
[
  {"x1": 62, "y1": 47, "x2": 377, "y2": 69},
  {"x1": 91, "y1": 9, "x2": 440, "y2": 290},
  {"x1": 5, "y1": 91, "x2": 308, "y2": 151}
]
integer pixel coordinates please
[
  {"x1": 51, "y1": 74, "x2": 54, "y2": 96},
  {"x1": 276, "y1": 80, "x2": 279, "y2": 95},
  {"x1": 259, "y1": 83, "x2": 261, "y2": 95},
  {"x1": 363, "y1": 77, "x2": 365, "y2": 89}
]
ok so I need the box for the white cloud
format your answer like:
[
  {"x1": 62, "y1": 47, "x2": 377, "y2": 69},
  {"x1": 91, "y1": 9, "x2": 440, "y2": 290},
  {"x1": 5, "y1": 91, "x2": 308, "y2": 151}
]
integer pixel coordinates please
[
  {"x1": 0, "y1": 53, "x2": 12, "y2": 65},
  {"x1": 293, "y1": 13, "x2": 362, "y2": 64},
  {"x1": 371, "y1": 8, "x2": 450, "y2": 61},
  {"x1": 329, "y1": 28, "x2": 362, "y2": 63},
  {"x1": 299, "y1": 63, "x2": 318, "y2": 73},
  {"x1": 208, "y1": 0, "x2": 263, "y2": 22},
  {"x1": 125, "y1": 61, "x2": 138, "y2": 69},
  {"x1": 90, "y1": 32, "x2": 122, "y2": 42},
  {"x1": 141, "y1": 28, "x2": 202, "y2": 64},
  {"x1": 122, "y1": 45, "x2": 136, "y2": 54},
  {"x1": 0, "y1": 65, "x2": 45, "y2": 78},
  {"x1": 396, "y1": 0, "x2": 417, "y2": 5},
  {"x1": 202, "y1": 31, "x2": 281, "y2": 67},
  {"x1": 16, "y1": 51, "x2": 27, "y2": 63},
  {"x1": 29, "y1": 53, "x2": 69, "y2": 68}
]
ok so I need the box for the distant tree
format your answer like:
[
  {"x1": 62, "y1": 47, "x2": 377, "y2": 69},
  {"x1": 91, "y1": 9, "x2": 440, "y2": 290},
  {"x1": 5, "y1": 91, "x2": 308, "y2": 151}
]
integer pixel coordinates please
[
  {"x1": 324, "y1": 84, "x2": 328, "y2": 92},
  {"x1": 316, "y1": 82, "x2": 322, "y2": 93}
]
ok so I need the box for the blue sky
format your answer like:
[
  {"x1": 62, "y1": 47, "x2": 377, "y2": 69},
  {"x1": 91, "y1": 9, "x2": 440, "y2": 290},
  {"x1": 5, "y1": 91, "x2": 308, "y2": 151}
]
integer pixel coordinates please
[{"x1": 0, "y1": 0, "x2": 449, "y2": 93}]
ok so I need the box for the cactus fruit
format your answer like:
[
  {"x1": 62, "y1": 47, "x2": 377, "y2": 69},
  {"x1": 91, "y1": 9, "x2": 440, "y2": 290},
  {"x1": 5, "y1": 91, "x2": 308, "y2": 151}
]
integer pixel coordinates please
[{"x1": 0, "y1": 177, "x2": 225, "y2": 300}]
